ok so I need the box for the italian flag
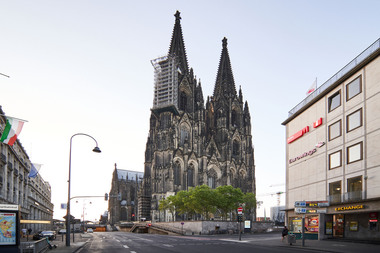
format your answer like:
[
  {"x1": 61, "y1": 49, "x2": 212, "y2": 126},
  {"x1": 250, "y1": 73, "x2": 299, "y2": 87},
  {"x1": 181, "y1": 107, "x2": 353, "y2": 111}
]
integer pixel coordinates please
[{"x1": 0, "y1": 117, "x2": 25, "y2": 146}]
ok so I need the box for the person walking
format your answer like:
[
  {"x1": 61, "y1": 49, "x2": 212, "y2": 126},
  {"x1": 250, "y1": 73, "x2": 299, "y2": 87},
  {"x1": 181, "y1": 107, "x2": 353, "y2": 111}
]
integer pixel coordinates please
[{"x1": 282, "y1": 226, "x2": 289, "y2": 242}]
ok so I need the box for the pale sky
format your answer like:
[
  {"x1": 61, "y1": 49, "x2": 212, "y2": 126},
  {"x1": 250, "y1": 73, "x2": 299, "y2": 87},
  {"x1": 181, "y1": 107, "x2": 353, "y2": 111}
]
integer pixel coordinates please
[{"x1": 1, "y1": 0, "x2": 379, "y2": 221}]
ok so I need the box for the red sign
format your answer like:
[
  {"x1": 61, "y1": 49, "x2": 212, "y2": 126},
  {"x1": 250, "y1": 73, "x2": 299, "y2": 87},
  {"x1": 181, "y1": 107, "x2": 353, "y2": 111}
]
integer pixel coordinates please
[
  {"x1": 237, "y1": 207, "x2": 243, "y2": 214},
  {"x1": 287, "y1": 126, "x2": 309, "y2": 144},
  {"x1": 313, "y1": 118, "x2": 323, "y2": 128}
]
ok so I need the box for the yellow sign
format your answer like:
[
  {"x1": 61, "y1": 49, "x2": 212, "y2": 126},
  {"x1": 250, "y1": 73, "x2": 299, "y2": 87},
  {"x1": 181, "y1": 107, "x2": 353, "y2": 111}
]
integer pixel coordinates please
[
  {"x1": 20, "y1": 220, "x2": 51, "y2": 224},
  {"x1": 335, "y1": 205, "x2": 364, "y2": 211}
]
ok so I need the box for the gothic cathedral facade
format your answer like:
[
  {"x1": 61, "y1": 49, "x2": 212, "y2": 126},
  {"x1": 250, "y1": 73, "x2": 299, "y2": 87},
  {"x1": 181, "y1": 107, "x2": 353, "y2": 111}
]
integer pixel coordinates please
[{"x1": 139, "y1": 11, "x2": 256, "y2": 222}]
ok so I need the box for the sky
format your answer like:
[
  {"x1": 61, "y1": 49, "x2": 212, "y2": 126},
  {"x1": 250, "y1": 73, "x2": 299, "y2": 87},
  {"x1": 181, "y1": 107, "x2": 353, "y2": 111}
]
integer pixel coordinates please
[{"x1": 1, "y1": 0, "x2": 379, "y2": 221}]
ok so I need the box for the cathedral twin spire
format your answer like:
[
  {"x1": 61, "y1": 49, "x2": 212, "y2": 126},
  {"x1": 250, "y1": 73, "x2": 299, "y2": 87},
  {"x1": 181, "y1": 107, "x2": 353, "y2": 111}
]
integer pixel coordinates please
[{"x1": 168, "y1": 11, "x2": 238, "y2": 104}]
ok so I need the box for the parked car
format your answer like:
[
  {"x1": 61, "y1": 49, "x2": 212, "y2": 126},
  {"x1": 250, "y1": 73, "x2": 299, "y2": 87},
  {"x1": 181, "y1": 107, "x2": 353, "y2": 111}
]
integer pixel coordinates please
[
  {"x1": 86, "y1": 228, "x2": 93, "y2": 233},
  {"x1": 34, "y1": 231, "x2": 56, "y2": 240},
  {"x1": 58, "y1": 229, "x2": 66, "y2": 234}
]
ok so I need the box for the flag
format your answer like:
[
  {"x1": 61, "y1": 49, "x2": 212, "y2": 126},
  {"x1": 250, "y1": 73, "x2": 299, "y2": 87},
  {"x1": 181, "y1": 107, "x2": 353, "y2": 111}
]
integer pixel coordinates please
[
  {"x1": 28, "y1": 163, "x2": 41, "y2": 178},
  {"x1": 0, "y1": 116, "x2": 25, "y2": 146},
  {"x1": 306, "y1": 78, "x2": 317, "y2": 95}
]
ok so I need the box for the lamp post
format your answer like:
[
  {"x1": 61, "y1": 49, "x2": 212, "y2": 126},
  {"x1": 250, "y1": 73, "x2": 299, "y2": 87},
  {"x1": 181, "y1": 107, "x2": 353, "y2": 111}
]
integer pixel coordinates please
[{"x1": 66, "y1": 133, "x2": 101, "y2": 247}]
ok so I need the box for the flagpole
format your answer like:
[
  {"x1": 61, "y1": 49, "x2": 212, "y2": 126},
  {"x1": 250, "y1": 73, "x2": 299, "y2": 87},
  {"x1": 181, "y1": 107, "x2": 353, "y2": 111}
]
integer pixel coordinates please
[{"x1": 0, "y1": 113, "x2": 29, "y2": 122}]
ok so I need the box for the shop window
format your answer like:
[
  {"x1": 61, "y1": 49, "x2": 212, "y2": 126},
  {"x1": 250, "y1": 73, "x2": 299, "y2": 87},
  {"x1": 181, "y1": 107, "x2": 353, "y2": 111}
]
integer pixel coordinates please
[
  {"x1": 347, "y1": 108, "x2": 362, "y2": 132},
  {"x1": 329, "y1": 150, "x2": 342, "y2": 170},
  {"x1": 347, "y1": 142, "x2": 363, "y2": 164},
  {"x1": 328, "y1": 120, "x2": 341, "y2": 141},
  {"x1": 328, "y1": 91, "x2": 341, "y2": 112},
  {"x1": 329, "y1": 181, "x2": 341, "y2": 203},
  {"x1": 346, "y1": 76, "x2": 362, "y2": 101},
  {"x1": 369, "y1": 212, "x2": 378, "y2": 231},
  {"x1": 347, "y1": 176, "x2": 362, "y2": 201}
]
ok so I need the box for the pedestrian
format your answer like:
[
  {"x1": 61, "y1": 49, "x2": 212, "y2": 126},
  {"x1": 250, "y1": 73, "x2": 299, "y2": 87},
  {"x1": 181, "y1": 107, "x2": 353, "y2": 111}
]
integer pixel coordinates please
[
  {"x1": 22, "y1": 228, "x2": 27, "y2": 238},
  {"x1": 282, "y1": 226, "x2": 289, "y2": 242}
]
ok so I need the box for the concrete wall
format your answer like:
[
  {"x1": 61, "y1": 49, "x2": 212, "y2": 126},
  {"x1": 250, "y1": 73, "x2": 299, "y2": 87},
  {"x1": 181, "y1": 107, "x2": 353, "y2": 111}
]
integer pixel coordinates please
[{"x1": 155, "y1": 220, "x2": 274, "y2": 235}]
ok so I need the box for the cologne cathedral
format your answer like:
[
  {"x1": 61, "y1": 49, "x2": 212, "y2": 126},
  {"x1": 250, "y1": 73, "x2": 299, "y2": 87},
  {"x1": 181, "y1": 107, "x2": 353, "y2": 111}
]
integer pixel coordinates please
[{"x1": 139, "y1": 11, "x2": 256, "y2": 222}]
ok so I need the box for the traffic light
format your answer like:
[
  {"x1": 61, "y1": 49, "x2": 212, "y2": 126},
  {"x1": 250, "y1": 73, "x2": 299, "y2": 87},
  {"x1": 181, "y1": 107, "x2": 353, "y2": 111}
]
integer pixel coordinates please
[
  {"x1": 104, "y1": 193, "x2": 108, "y2": 201},
  {"x1": 237, "y1": 215, "x2": 243, "y2": 222}
]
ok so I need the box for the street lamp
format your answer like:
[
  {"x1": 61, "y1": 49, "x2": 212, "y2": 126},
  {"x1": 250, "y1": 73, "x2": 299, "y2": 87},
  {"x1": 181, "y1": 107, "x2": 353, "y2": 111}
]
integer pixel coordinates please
[{"x1": 66, "y1": 133, "x2": 101, "y2": 247}]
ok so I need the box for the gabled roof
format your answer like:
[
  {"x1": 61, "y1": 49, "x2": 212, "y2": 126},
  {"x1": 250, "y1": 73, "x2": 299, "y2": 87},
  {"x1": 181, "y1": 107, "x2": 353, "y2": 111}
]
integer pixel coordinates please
[
  {"x1": 168, "y1": 11, "x2": 188, "y2": 75},
  {"x1": 213, "y1": 37, "x2": 237, "y2": 101},
  {"x1": 116, "y1": 169, "x2": 143, "y2": 182}
]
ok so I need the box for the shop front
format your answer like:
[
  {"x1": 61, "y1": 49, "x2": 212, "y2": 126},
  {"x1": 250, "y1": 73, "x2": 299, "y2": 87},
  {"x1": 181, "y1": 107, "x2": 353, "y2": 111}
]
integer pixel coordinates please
[
  {"x1": 288, "y1": 214, "x2": 319, "y2": 240},
  {"x1": 322, "y1": 201, "x2": 380, "y2": 241}
]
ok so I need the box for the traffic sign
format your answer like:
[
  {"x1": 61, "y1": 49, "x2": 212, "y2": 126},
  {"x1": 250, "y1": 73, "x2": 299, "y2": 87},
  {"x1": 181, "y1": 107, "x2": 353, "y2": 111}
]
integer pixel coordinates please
[{"x1": 237, "y1": 207, "x2": 243, "y2": 214}]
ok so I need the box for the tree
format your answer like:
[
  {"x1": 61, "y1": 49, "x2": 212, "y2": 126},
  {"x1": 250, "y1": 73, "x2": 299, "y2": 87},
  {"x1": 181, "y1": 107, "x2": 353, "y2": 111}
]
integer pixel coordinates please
[
  {"x1": 188, "y1": 185, "x2": 217, "y2": 220},
  {"x1": 215, "y1": 185, "x2": 244, "y2": 220},
  {"x1": 243, "y1": 192, "x2": 256, "y2": 220}
]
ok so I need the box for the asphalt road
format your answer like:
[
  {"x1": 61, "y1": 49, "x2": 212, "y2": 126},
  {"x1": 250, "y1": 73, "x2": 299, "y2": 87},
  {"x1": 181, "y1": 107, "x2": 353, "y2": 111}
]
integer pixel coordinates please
[{"x1": 78, "y1": 232, "x2": 324, "y2": 253}]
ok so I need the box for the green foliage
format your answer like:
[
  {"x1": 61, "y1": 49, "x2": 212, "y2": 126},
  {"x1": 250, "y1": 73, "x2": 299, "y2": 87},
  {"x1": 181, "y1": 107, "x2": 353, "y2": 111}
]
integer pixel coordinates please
[{"x1": 158, "y1": 184, "x2": 256, "y2": 221}]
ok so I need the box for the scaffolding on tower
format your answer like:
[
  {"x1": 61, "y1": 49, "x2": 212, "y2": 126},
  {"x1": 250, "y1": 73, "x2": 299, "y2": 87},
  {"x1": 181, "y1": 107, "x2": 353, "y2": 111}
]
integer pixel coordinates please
[{"x1": 151, "y1": 55, "x2": 179, "y2": 114}]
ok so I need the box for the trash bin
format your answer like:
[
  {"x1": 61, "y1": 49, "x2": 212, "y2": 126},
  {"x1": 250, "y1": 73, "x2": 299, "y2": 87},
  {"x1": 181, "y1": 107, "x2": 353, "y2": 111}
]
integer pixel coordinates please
[{"x1": 287, "y1": 234, "x2": 296, "y2": 245}]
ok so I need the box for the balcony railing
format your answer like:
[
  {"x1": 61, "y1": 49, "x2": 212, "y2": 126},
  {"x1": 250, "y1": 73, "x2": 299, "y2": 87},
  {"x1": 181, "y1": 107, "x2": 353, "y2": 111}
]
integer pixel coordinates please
[
  {"x1": 328, "y1": 191, "x2": 365, "y2": 204},
  {"x1": 344, "y1": 191, "x2": 364, "y2": 202}
]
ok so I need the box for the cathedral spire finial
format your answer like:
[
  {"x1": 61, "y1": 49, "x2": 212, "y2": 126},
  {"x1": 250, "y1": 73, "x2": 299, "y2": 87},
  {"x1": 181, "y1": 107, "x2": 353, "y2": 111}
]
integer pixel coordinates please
[
  {"x1": 175, "y1": 10, "x2": 181, "y2": 21},
  {"x1": 222, "y1": 37, "x2": 228, "y2": 48}
]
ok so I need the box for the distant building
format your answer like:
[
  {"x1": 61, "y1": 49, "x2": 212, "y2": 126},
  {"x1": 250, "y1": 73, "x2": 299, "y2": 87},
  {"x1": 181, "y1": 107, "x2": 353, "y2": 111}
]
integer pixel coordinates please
[
  {"x1": 282, "y1": 38, "x2": 380, "y2": 240},
  {"x1": 140, "y1": 11, "x2": 256, "y2": 222},
  {"x1": 0, "y1": 106, "x2": 54, "y2": 233},
  {"x1": 270, "y1": 206, "x2": 285, "y2": 226},
  {"x1": 108, "y1": 164, "x2": 143, "y2": 224}
]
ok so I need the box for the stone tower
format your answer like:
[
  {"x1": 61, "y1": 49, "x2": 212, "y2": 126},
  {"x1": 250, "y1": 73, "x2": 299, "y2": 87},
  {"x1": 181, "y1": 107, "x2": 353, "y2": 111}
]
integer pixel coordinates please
[{"x1": 139, "y1": 11, "x2": 255, "y2": 222}]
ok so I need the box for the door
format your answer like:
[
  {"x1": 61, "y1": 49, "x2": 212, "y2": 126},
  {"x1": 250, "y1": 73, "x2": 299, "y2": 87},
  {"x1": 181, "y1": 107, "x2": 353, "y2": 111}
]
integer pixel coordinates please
[{"x1": 333, "y1": 214, "x2": 344, "y2": 237}]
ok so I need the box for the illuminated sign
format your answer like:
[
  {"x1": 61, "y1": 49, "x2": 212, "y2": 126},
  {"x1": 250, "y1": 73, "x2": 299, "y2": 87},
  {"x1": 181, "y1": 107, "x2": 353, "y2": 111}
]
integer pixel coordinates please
[
  {"x1": 287, "y1": 126, "x2": 309, "y2": 144},
  {"x1": 287, "y1": 118, "x2": 323, "y2": 144},
  {"x1": 335, "y1": 205, "x2": 364, "y2": 211},
  {"x1": 313, "y1": 118, "x2": 323, "y2": 128}
]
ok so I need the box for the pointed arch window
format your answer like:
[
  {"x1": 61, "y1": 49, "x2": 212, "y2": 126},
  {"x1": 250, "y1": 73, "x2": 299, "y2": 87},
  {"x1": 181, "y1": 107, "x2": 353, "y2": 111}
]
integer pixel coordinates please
[
  {"x1": 180, "y1": 127, "x2": 189, "y2": 146},
  {"x1": 179, "y1": 92, "x2": 187, "y2": 111},
  {"x1": 207, "y1": 169, "x2": 217, "y2": 189},
  {"x1": 231, "y1": 110, "x2": 238, "y2": 127},
  {"x1": 187, "y1": 164, "x2": 194, "y2": 188},
  {"x1": 174, "y1": 162, "x2": 181, "y2": 186},
  {"x1": 233, "y1": 140, "x2": 240, "y2": 156}
]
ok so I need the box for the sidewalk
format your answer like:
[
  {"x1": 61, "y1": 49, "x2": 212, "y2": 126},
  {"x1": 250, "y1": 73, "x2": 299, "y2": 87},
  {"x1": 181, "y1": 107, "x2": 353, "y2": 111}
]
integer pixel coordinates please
[
  {"x1": 21, "y1": 233, "x2": 91, "y2": 253},
  {"x1": 240, "y1": 233, "x2": 380, "y2": 253}
]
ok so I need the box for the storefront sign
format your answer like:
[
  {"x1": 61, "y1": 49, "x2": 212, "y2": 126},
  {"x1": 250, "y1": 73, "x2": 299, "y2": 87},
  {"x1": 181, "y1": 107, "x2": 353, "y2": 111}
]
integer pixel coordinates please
[
  {"x1": 313, "y1": 118, "x2": 323, "y2": 128},
  {"x1": 349, "y1": 221, "x2": 358, "y2": 231},
  {"x1": 335, "y1": 205, "x2": 364, "y2": 211},
  {"x1": 287, "y1": 117, "x2": 323, "y2": 144},
  {"x1": 287, "y1": 126, "x2": 309, "y2": 144},
  {"x1": 289, "y1": 142, "x2": 325, "y2": 164}
]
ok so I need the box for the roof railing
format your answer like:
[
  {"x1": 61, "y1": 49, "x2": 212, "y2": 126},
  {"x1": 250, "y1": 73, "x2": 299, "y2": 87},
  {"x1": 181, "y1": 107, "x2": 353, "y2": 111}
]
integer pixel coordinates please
[{"x1": 287, "y1": 38, "x2": 380, "y2": 118}]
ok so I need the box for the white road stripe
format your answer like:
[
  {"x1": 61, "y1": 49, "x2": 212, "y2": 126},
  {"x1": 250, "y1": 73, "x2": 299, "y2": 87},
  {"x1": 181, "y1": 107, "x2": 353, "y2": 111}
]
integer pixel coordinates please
[
  {"x1": 123, "y1": 245, "x2": 129, "y2": 248},
  {"x1": 163, "y1": 244, "x2": 174, "y2": 247}
]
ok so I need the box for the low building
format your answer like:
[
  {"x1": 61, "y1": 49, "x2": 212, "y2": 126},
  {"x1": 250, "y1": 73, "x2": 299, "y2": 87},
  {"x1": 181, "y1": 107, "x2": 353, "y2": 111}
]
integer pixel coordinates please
[
  {"x1": 282, "y1": 38, "x2": 380, "y2": 241},
  {"x1": 0, "y1": 106, "x2": 54, "y2": 233},
  {"x1": 108, "y1": 164, "x2": 143, "y2": 224}
]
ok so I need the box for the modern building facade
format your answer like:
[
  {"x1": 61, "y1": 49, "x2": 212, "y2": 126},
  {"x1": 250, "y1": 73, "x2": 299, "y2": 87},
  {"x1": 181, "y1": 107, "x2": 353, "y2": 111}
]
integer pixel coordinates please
[
  {"x1": 108, "y1": 164, "x2": 143, "y2": 224},
  {"x1": 140, "y1": 11, "x2": 256, "y2": 222},
  {"x1": 0, "y1": 106, "x2": 54, "y2": 233},
  {"x1": 282, "y1": 39, "x2": 380, "y2": 241}
]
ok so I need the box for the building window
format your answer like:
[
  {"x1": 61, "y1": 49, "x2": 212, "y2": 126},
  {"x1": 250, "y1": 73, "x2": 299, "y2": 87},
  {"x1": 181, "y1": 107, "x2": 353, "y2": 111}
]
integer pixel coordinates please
[
  {"x1": 347, "y1": 142, "x2": 363, "y2": 164},
  {"x1": 347, "y1": 109, "x2": 362, "y2": 132},
  {"x1": 232, "y1": 140, "x2": 240, "y2": 156},
  {"x1": 207, "y1": 176, "x2": 215, "y2": 189},
  {"x1": 346, "y1": 76, "x2": 362, "y2": 101},
  {"x1": 173, "y1": 162, "x2": 181, "y2": 186},
  {"x1": 329, "y1": 150, "x2": 342, "y2": 169},
  {"x1": 347, "y1": 176, "x2": 362, "y2": 201},
  {"x1": 329, "y1": 181, "x2": 341, "y2": 203},
  {"x1": 179, "y1": 92, "x2": 187, "y2": 111},
  {"x1": 328, "y1": 120, "x2": 341, "y2": 141},
  {"x1": 187, "y1": 165, "x2": 194, "y2": 188},
  {"x1": 180, "y1": 127, "x2": 189, "y2": 146},
  {"x1": 328, "y1": 91, "x2": 341, "y2": 112}
]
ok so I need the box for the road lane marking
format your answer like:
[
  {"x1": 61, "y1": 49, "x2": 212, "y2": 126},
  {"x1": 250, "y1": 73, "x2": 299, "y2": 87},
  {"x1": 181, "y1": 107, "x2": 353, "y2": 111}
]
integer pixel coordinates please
[
  {"x1": 163, "y1": 244, "x2": 174, "y2": 247},
  {"x1": 123, "y1": 245, "x2": 129, "y2": 248}
]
